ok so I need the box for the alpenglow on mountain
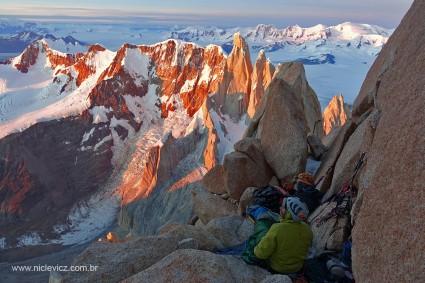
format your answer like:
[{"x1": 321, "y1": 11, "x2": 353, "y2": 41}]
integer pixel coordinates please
[{"x1": 0, "y1": 20, "x2": 388, "y2": 258}]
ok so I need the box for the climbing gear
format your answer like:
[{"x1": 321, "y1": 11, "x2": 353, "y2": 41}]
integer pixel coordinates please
[
  {"x1": 309, "y1": 152, "x2": 366, "y2": 225},
  {"x1": 253, "y1": 185, "x2": 291, "y2": 213},
  {"x1": 297, "y1": 172, "x2": 315, "y2": 186},
  {"x1": 284, "y1": 197, "x2": 310, "y2": 222}
]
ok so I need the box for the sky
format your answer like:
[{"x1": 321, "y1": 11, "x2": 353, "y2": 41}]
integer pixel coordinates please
[{"x1": 0, "y1": 0, "x2": 414, "y2": 28}]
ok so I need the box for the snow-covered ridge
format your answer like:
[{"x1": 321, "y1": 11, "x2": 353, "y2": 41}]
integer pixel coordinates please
[
  {"x1": 246, "y1": 22, "x2": 391, "y2": 43},
  {"x1": 0, "y1": 36, "x2": 228, "y2": 139},
  {"x1": 0, "y1": 41, "x2": 116, "y2": 138},
  {"x1": 169, "y1": 22, "x2": 392, "y2": 51}
]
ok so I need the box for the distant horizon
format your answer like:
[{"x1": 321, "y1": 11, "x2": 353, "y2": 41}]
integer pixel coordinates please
[
  {"x1": 0, "y1": 15, "x2": 402, "y2": 31},
  {"x1": 0, "y1": 0, "x2": 414, "y2": 29}
]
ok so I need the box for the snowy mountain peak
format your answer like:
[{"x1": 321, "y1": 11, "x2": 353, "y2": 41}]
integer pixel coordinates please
[
  {"x1": 247, "y1": 24, "x2": 279, "y2": 39},
  {"x1": 169, "y1": 26, "x2": 229, "y2": 42},
  {"x1": 258, "y1": 49, "x2": 265, "y2": 57},
  {"x1": 16, "y1": 31, "x2": 39, "y2": 41},
  {"x1": 169, "y1": 22, "x2": 391, "y2": 50},
  {"x1": 11, "y1": 40, "x2": 48, "y2": 73},
  {"x1": 8, "y1": 39, "x2": 86, "y2": 74},
  {"x1": 87, "y1": 43, "x2": 107, "y2": 53},
  {"x1": 286, "y1": 24, "x2": 302, "y2": 30}
]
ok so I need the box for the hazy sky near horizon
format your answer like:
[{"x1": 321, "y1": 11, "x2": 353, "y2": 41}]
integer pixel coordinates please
[{"x1": 1, "y1": 0, "x2": 414, "y2": 28}]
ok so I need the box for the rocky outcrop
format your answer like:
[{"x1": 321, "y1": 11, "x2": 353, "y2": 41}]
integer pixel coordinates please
[
  {"x1": 202, "y1": 138, "x2": 274, "y2": 200},
  {"x1": 87, "y1": 45, "x2": 150, "y2": 123},
  {"x1": 247, "y1": 50, "x2": 275, "y2": 122},
  {"x1": 202, "y1": 165, "x2": 227, "y2": 194},
  {"x1": 226, "y1": 33, "x2": 253, "y2": 97},
  {"x1": 62, "y1": 209, "x2": 260, "y2": 282},
  {"x1": 322, "y1": 125, "x2": 342, "y2": 148},
  {"x1": 245, "y1": 69, "x2": 308, "y2": 182},
  {"x1": 122, "y1": 249, "x2": 271, "y2": 283},
  {"x1": 46, "y1": 49, "x2": 83, "y2": 72},
  {"x1": 71, "y1": 44, "x2": 112, "y2": 87},
  {"x1": 204, "y1": 215, "x2": 253, "y2": 247},
  {"x1": 12, "y1": 41, "x2": 43, "y2": 73},
  {"x1": 192, "y1": 190, "x2": 237, "y2": 225},
  {"x1": 307, "y1": 134, "x2": 327, "y2": 161},
  {"x1": 120, "y1": 131, "x2": 200, "y2": 204},
  {"x1": 350, "y1": 1, "x2": 425, "y2": 282},
  {"x1": 323, "y1": 95, "x2": 351, "y2": 135},
  {"x1": 223, "y1": 138, "x2": 275, "y2": 199},
  {"x1": 119, "y1": 168, "x2": 203, "y2": 237},
  {"x1": 159, "y1": 223, "x2": 225, "y2": 251},
  {"x1": 238, "y1": 187, "x2": 256, "y2": 216},
  {"x1": 62, "y1": 235, "x2": 180, "y2": 283}
]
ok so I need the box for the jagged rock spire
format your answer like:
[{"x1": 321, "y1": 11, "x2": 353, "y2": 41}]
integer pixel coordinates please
[
  {"x1": 246, "y1": 50, "x2": 275, "y2": 123},
  {"x1": 322, "y1": 94, "x2": 351, "y2": 135},
  {"x1": 216, "y1": 33, "x2": 253, "y2": 119}
]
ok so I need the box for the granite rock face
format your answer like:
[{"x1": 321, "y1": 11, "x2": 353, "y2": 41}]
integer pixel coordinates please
[
  {"x1": 351, "y1": 1, "x2": 425, "y2": 282},
  {"x1": 223, "y1": 138, "x2": 275, "y2": 200},
  {"x1": 204, "y1": 215, "x2": 254, "y2": 247},
  {"x1": 250, "y1": 75, "x2": 308, "y2": 182},
  {"x1": 307, "y1": 134, "x2": 327, "y2": 161},
  {"x1": 202, "y1": 165, "x2": 227, "y2": 195},
  {"x1": 323, "y1": 111, "x2": 376, "y2": 201},
  {"x1": 314, "y1": 119, "x2": 357, "y2": 194}
]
